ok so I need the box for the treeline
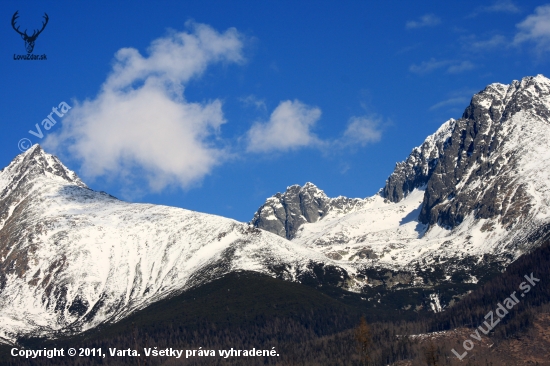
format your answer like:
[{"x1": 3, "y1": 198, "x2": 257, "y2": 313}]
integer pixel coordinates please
[
  {"x1": 429, "y1": 239, "x2": 550, "y2": 339},
  {"x1": 1, "y1": 241, "x2": 550, "y2": 366},
  {"x1": 0, "y1": 317, "x2": 426, "y2": 366}
]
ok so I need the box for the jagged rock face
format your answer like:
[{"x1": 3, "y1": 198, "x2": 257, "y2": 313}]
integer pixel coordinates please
[
  {"x1": 251, "y1": 183, "x2": 363, "y2": 239},
  {"x1": 382, "y1": 75, "x2": 550, "y2": 231},
  {"x1": 418, "y1": 76, "x2": 550, "y2": 229},
  {"x1": 251, "y1": 75, "x2": 550, "y2": 278},
  {"x1": 251, "y1": 183, "x2": 330, "y2": 239},
  {"x1": 383, "y1": 119, "x2": 455, "y2": 203}
]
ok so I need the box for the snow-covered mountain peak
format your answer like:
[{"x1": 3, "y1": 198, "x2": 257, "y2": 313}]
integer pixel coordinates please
[
  {"x1": 384, "y1": 74, "x2": 550, "y2": 210},
  {"x1": 481, "y1": 74, "x2": 550, "y2": 102},
  {"x1": 2, "y1": 75, "x2": 550, "y2": 345},
  {"x1": 301, "y1": 181, "x2": 325, "y2": 194},
  {"x1": 252, "y1": 182, "x2": 365, "y2": 239},
  {"x1": 428, "y1": 118, "x2": 455, "y2": 143},
  {"x1": 0, "y1": 144, "x2": 86, "y2": 194},
  {"x1": 464, "y1": 74, "x2": 550, "y2": 125},
  {"x1": 285, "y1": 182, "x2": 328, "y2": 200},
  {"x1": 0, "y1": 147, "x2": 358, "y2": 343},
  {"x1": 0, "y1": 145, "x2": 88, "y2": 231},
  {"x1": 515, "y1": 74, "x2": 550, "y2": 90},
  {"x1": 417, "y1": 74, "x2": 550, "y2": 231},
  {"x1": 253, "y1": 74, "x2": 550, "y2": 282}
]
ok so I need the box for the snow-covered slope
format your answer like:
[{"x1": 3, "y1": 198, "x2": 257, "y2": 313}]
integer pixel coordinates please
[
  {"x1": 292, "y1": 188, "x2": 427, "y2": 266},
  {"x1": 251, "y1": 182, "x2": 365, "y2": 239},
  {"x1": 3, "y1": 74, "x2": 550, "y2": 345},
  {"x1": 253, "y1": 75, "x2": 550, "y2": 275},
  {"x1": 289, "y1": 186, "x2": 513, "y2": 272},
  {"x1": 0, "y1": 146, "x2": 355, "y2": 344}
]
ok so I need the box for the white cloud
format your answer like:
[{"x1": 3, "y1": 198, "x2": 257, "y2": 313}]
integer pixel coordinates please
[
  {"x1": 44, "y1": 22, "x2": 244, "y2": 192},
  {"x1": 470, "y1": 34, "x2": 508, "y2": 49},
  {"x1": 105, "y1": 22, "x2": 244, "y2": 92},
  {"x1": 466, "y1": 5, "x2": 550, "y2": 55},
  {"x1": 42, "y1": 21, "x2": 385, "y2": 189},
  {"x1": 514, "y1": 4, "x2": 550, "y2": 52},
  {"x1": 406, "y1": 14, "x2": 441, "y2": 29},
  {"x1": 409, "y1": 58, "x2": 475, "y2": 74},
  {"x1": 447, "y1": 60, "x2": 475, "y2": 73},
  {"x1": 470, "y1": 0, "x2": 520, "y2": 17},
  {"x1": 340, "y1": 117, "x2": 382, "y2": 146},
  {"x1": 484, "y1": 0, "x2": 520, "y2": 13},
  {"x1": 246, "y1": 100, "x2": 321, "y2": 153},
  {"x1": 245, "y1": 101, "x2": 383, "y2": 153}
]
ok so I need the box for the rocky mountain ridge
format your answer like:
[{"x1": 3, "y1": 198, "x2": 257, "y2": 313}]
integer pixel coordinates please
[
  {"x1": 251, "y1": 74, "x2": 550, "y2": 286},
  {"x1": 254, "y1": 75, "x2": 550, "y2": 244},
  {"x1": 2, "y1": 74, "x2": 550, "y2": 346},
  {"x1": 251, "y1": 182, "x2": 365, "y2": 239},
  {"x1": 0, "y1": 146, "x2": 357, "y2": 344},
  {"x1": 417, "y1": 76, "x2": 549, "y2": 230},
  {"x1": 382, "y1": 118, "x2": 455, "y2": 203}
]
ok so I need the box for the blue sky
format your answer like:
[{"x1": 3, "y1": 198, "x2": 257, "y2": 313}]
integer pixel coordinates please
[{"x1": 1, "y1": 0, "x2": 549, "y2": 222}]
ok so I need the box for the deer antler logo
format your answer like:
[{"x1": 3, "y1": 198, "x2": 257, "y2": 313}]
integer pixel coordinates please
[{"x1": 11, "y1": 11, "x2": 49, "y2": 54}]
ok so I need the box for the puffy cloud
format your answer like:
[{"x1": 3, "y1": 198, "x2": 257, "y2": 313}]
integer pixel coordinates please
[
  {"x1": 514, "y1": 4, "x2": 550, "y2": 52},
  {"x1": 246, "y1": 100, "x2": 322, "y2": 153},
  {"x1": 44, "y1": 21, "x2": 384, "y2": 191},
  {"x1": 406, "y1": 14, "x2": 441, "y2": 29},
  {"x1": 44, "y1": 22, "x2": 244, "y2": 192},
  {"x1": 104, "y1": 22, "x2": 244, "y2": 91},
  {"x1": 245, "y1": 100, "x2": 384, "y2": 153},
  {"x1": 340, "y1": 117, "x2": 382, "y2": 146}
]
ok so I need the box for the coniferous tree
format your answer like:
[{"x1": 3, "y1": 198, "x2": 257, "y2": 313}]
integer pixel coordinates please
[{"x1": 355, "y1": 316, "x2": 372, "y2": 365}]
